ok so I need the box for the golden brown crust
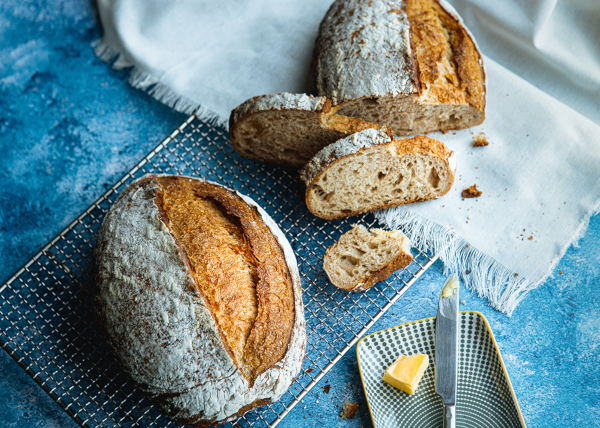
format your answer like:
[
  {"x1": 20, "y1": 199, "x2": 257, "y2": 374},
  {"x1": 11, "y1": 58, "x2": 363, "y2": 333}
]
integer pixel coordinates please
[
  {"x1": 358, "y1": 252, "x2": 413, "y2": 291},
  {"x1": 153, "y1": 176, "x2": 295, "y2": 385},
  {"x1": 157, "y1": 184, "x2": 259, "y2": 379},
  {"x1": 392, "y1": 134, "x2": 454, "y2": 160},
  {"x1": 406, "y1": 0, "x2": 485, "y2": 112}
]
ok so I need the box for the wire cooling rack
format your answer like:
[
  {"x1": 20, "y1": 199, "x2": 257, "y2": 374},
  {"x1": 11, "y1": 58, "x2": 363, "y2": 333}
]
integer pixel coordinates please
[{"x1": 0, "y1": 115, "x2": 436, "y2": 428}]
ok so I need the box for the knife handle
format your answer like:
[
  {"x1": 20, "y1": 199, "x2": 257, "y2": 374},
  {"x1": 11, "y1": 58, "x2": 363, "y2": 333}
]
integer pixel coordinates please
[{"x1": 443, "y1": 404, "x2": 456, "y2": 428}]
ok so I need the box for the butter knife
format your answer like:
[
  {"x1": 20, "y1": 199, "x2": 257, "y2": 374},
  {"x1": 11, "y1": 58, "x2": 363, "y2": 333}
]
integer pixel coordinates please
[{"x1": 435, "y1": 274, "x2": 459, "y2": 428}]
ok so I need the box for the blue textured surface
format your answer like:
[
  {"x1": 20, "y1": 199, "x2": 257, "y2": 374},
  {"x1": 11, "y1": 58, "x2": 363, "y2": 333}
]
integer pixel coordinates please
[{"x1": 1, "y1": 1, "x2": 598, "y2": 427}]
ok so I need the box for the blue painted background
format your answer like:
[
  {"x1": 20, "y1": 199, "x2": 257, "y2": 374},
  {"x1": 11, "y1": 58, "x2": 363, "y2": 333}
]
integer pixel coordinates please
[{"x1": 1, "y1": 1, "x2": 598, "y2": 427}]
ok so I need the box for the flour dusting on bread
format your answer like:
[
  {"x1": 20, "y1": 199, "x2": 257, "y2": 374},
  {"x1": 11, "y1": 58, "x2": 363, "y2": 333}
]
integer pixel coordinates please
[{"x1": 93, "y1": 175, "x2": 306, "y2": 426}]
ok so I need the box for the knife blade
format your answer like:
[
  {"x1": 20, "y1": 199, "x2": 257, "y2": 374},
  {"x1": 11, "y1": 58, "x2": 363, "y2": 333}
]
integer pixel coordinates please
[{"x1": 435, "y1": 273, "x2": 459, "y2": 428}]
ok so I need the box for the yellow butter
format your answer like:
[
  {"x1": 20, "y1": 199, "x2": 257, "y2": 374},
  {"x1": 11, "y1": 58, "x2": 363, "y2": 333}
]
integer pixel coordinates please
[
  {"x1": 382, "y1": 354, "x2": 429, "y2": 394},
  {"x1": 441, "y1": 275, "x2": 459, "y2": 298}
]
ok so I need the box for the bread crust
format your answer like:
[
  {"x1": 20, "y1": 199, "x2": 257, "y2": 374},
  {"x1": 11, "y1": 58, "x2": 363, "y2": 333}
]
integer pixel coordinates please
[
  {"x1": 407, "y1": 0, "x2": 486, "y2": 111},
  {"x1": 300, "y1": 127, "x2": 455, "y2": 220},
  {"x1": 93, "y1": 174, "x2": 306, "y2": 426},
  {"x1": 229, "y1": 93, "x2": 329, "y2": 130},
  {"x1": 353, "y1": 251, "x2": 413, "y2": 291},
  {"x1": 311, "y1": 0, "x2": 486, "y2": 133},
  {"x1": 311, "y1": 0, "x2": 419, "y2": 105}
]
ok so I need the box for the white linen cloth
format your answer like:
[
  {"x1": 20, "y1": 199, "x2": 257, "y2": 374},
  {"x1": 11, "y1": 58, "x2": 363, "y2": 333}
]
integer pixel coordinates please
[{"x1": 95, "y1": 0, "x2": 600, "y2": 315}]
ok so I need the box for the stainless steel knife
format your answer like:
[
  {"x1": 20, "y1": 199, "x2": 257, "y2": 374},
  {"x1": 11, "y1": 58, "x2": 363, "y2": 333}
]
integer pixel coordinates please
[{"x1": 435, "y1": 274, "x2": 460, "y2": 428}]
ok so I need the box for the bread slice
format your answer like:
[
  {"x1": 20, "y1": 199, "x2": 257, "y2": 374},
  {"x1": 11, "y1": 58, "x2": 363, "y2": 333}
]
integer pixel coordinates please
[
  {"x1": 323, "y1": 225, "x2": 412, "y2": 291},
  {"x1": 229, "y1": 93, "x2": 379, "y2": 167},
  {"x1": 300, "y1": 127, "x2": 455, "y2": 220},
  {"x1": 311, "y1": 0, "x2": 486, "y2": 136}
]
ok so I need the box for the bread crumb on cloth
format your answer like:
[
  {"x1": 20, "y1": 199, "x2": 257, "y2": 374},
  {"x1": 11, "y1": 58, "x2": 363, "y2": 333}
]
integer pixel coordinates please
[
  {"x1": 473, "y1": 133, "x2": 489, "y2": 146},
  {"x1": 340, "y1": 401, "x2": 360, "y2": 419},
  {"x1": 462, "y1": 184, "x2": 482, "y2": 198}
]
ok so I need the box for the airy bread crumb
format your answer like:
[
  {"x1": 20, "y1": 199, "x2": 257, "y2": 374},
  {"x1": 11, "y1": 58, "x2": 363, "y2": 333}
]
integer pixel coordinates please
[{"x1": 323, "y1": 225, "x2": 412, "y2": 291}]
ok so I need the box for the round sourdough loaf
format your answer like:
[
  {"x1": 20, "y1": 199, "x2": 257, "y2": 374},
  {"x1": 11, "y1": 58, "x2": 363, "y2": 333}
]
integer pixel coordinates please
[{"x1": 92, "y1": 175, "x2": 306, "y2": 427}]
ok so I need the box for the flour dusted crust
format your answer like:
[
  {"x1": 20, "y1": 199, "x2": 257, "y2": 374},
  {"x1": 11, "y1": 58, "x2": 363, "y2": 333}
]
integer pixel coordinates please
[
  {"x1": 301, "y1": 127, "x2": 395, "y2": 187},
  {"x1": 300, "y1": 127, "x2": 455, "y2": 219},
  {"x1": 230, "y1": 93, "x2": 329, "y2": 125},
  {"x1": 93, "y1": 175, "x2": 306, "y2": 426},
  {"x1": 229, "y1": 93, "x2": 378, "y2": 167},
  {"x1": 311, "y1": 0, "x2": 419, "y2": 105},
  {"x1": 311, "y1": 0, "x2": 486, "y2": 135}
]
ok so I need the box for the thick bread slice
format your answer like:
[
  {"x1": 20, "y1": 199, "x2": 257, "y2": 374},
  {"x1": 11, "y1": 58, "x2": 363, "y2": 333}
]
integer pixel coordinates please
[
  {"x1": 229, "y1": 93, "x2": 379, "y2": 167},
  {"x1": 93, "y1": 175, "x2": 306, "y2": 427},
  {"x1": 300, "y1": 127, "x2": 455, "y2": 220},
  {"x1": 323, "y1": 225, "x2": 412, "y2": 291},
  {"x1": 311, "y1": 0, "x2": 486, "y2": 136}
]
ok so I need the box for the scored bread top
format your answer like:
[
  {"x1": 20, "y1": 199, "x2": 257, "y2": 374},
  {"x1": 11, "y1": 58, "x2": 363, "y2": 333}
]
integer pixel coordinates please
[
  {"x1": 93, "y1": 175, "x2": 305, "y2": 426},
  {"x1": 407, "y1": 0, "x2": 485, "y2": 111},
  {"x1": 311, "y1": 0, "x2": 420, "y2": 105},
  {"x1": 155, "y1": 176, "x2": 294, "y2": 383}
]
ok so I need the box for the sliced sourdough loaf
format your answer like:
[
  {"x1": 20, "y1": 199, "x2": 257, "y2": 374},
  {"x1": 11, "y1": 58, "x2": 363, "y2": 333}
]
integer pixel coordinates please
[
  {"x1": 300, "y1": 127, "x2": 455, "y2": 220},
  {"x1": 93, "y1": 175, "x2": 305, "y2": 427},
  {"x1": 229, "y1": 92, "x2": 378, "y2": 167},
  {"x1": 311, "y1": 0, "x2": 486, "y2": 136},
  {"x1": 324, "y1": 225, "x2": 412, "y2": 291}
]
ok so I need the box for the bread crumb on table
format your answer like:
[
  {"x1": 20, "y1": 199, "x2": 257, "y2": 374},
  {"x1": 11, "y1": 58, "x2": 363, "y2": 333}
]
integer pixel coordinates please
[
  {"x1": 462, "y1": 184, "x2": 482, "y2": 198},
  {"x1": 473, "y1": 133, "x2": 489, "y2": 146},
  {"x1": 340, "y1": 401, "x2": 360, "y2": 420}
]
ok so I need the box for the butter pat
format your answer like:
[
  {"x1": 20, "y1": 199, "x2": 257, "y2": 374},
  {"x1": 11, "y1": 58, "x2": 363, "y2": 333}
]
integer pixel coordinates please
[
  {"x1": 441, "y1": 275, "x2": 459, "y2": 298},
  {"x1": 382, "y1": 354, "x2": 429, "y2": 394}
]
